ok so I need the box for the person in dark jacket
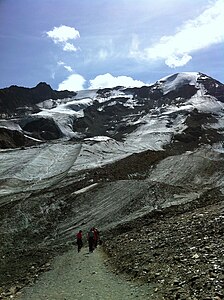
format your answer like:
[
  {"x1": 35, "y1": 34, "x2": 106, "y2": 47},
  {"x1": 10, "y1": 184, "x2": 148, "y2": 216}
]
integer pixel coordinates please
[
  {"x1": 87, "y1": 228, "x2": 94, "y2": 253},
  {"x1": 76, "y1": 230, "x2": 83, "y2": 252},
  {"x1": 93, "y1": 227, "x2": 100, "y2": 249}
]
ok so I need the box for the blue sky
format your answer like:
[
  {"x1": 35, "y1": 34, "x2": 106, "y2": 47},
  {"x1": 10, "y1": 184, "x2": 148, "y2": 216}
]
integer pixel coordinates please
[{"x1": 0, "y1": 0, "x2": 223, "y2": 91}]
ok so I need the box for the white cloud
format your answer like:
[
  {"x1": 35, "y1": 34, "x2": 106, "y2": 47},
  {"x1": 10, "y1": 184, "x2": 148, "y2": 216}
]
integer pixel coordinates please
[
  {"x1": 57, "y1": 61, "x2": 65, "y2": 66},
  {"x1": 88, "y1": 73, "x2": 146, "y2": 89},
  {"x1": 63, "y1": 42, "x2": 78, "y2": 52},
  {"x1": 130, "y1": 0, "x2": 224, "y2": 68},
  {"x1": 58, "y1": 74, "x2": 86, "y2": 91},
  {"x1": 165, "y1": 54, "x2": 192, "y2": 68},
  {"x1": 64, "y1": 65, "x2": 73, "y2": 72},
  {"x1": 57, "y1": 61, "x2": 73, "y2": 72},
  {"x1": 47, "y1": 25, "x2": 80, "y2": 43},
  {"x1": 46, "y1": 25, "x2": 80, "y2": 52}
]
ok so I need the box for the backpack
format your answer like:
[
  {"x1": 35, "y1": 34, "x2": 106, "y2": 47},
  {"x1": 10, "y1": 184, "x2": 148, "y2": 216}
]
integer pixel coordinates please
[{"x1": 88, "y1": 231, "x2": 94, "y2": 238}]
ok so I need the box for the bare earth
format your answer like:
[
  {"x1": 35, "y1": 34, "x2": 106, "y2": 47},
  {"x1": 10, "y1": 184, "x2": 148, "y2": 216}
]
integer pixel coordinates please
[{"x1": 17, "y1": 246, "x2": 156, "y2": 300}]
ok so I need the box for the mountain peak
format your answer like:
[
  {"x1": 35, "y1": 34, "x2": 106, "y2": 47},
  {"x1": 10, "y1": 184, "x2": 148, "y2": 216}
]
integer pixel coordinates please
[
  {"x1": 159, "y1": 72, "x2": 199, "y2": 83},
  {"x1": 34, "y1": 82, "x2": 53, "y2": 91},
  {"x1": 157, "y1": 72, "x2": 199, "y2": 94}
]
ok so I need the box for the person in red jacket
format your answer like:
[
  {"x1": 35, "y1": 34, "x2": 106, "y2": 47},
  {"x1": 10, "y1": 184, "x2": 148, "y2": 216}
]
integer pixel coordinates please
[{"x1": 76, "y1": 230, "x2": 83, "y2": 252}]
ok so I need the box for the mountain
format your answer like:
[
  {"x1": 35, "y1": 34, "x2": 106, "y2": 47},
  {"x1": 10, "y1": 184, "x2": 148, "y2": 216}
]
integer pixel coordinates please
[
  {"x1": 0, "y1": 72, "x2": 223, "y2": 299},
  {"x1": 0, "y1": 82, "x2": 76, "y2": 116},
  {"x1": 1, "y1": 72, "x2": 223, "y2": 150}
]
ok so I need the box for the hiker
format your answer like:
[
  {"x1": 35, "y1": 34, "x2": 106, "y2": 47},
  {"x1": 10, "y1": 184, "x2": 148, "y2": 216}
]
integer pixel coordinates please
[
  {"x1": 87, "y1": 228, "x2": 94, "y2": 253},
  {"x1": 76, "y1": 230, "x2": 83, "y2": 252},
  {"x1": 93, "y1": 227, "x2": 100, "y2": 249}
]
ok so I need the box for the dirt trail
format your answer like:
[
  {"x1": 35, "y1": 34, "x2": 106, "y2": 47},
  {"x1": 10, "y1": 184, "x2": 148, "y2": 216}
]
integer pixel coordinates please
[{"x1": 18, "y1": 246, "x2": 154, "y2": 300}]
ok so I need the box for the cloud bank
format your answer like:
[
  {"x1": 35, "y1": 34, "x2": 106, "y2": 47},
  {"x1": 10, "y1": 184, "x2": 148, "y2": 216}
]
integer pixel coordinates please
[
  {"x1": 58, "y1": 73, "x2": 146, "y2": 91},
  {"x1": 130, "y1": 0, "x2": 224, "y2": 68},
  {"x1": 46, "y1": 25, "x2": 80, "y2": 52},
  {"x1": 89, "y1": 73, "x2": 145, "y2": 89}
]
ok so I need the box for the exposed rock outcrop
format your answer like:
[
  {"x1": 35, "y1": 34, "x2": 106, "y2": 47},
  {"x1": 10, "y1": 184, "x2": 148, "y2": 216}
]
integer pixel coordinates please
[
  {"x1": 21, "y1": 117, "x2": 62, "y2": 140},
  {"x1": 0, "y1": 127, "x2": 40, "y2": 149},
  {"x1": 0, "y1": 82, "x2": 76, "y2": 115}
]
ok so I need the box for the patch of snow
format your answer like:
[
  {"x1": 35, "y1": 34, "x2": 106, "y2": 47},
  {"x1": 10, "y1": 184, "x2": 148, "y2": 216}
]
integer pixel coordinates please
[
  {"x1": 0, "y1": 120, "x2": 22, "y2": 131},
  {"x1": 37, "y1": 99, "x2": 55, "y2": 109},
  {"x1": 74, "y1": 89, "x2": 98, "y2": 100},
  {"x1": 188, "y1": 93, "x2": 224, "y2": 113},
  {"x1": 35, "y1": 98, "x2": 94, "y2": 138},
  {"x1": 84, "y1": 136, "x2": 112, "y2": 142},
  {"x1": 199, "y1": 74, "x2": 209, "y2": 80},
  {"x1": 123, "y1": 98, "x2": 138, "y2": 109},
  {"x1": 212, "y1": 143, "x2": 224, "y2": 153},
  {"x1": 37, "y1": 98, "x2": 93, "y2": 117},
  {"x1": 107, "y1": 101, "x2": 117, "y2": 107},
  {"x1": 23, "y1": 134, "x2": 43, "y2": 142},
  {"x1": 72, "y1": 183, "x2": 98, "y2": 195},
  {"x1": 210, "y1": 115, "x2": 224, "y2": 130},
  {"x1": 110, "y1": 93, "x2": 132, "y2": 99}
]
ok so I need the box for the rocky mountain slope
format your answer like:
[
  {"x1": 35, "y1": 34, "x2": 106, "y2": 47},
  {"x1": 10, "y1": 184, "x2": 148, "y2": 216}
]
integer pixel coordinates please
[
  {"x1": 0, "y1": 72, "x2": 223, "y2": 299},
  {"x1": 0, "y1": 82, "x2": 76, "y2": 116}
]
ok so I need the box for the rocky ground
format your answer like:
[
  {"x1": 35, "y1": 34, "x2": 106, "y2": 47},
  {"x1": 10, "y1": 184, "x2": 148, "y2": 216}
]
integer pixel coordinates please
[
  {"x1": 0, "y1": 197, "x2": 223, "y2": 299},
  {"x1": 0, "y1": 245, "x2": 69, "y2": 299},
  {"x1": 0, "y1": 147, "x2": 223, "y2": 299},
  {"x1": 103, "y1": 199, "x2": 224, "y2": 300}
]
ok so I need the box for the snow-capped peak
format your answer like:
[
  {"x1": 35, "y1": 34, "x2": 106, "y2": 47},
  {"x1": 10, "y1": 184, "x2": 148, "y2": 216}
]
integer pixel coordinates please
[{"x1": 157, "y1": 72, "x2": 200, "y2": 94}]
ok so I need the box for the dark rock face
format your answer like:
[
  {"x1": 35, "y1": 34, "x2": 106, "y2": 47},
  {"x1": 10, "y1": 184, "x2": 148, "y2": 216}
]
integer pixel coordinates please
[
  {"x1": 0, "y1": 82, "x2": 76, "y2": 115},
  {"x1": 169, "y1": 109, "x2": 223, "y2": 152},
  {"x1": 124, "y1": 82, "x2": 198, "y2": 101},
  {"x1": 164, "y1": 83, "x2": 198, "y2": 99},
  {"x1": 198, "y1": 73, "x2": 224, "y2": 102},
  {"x1": 73, "y1": 97, "x2": 141, "y2": 140},
  {"x1": 22, "y1": 117, "x2": 62, "y2": 140},
  {"x1": 0, "y1": 127, "x2": 26, "y2": 149},
  {"x1": 0, "y1": 127, "x2": 40, "y2": 148},
  {"x1": 124, "y1": 85, "x2": 163, "y2": 100}
]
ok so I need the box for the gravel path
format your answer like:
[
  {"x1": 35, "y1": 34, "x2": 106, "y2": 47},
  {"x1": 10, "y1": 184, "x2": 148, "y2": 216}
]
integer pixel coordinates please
[{"x1": 18, "y1": 246, "x2": 153, "y2": 300}]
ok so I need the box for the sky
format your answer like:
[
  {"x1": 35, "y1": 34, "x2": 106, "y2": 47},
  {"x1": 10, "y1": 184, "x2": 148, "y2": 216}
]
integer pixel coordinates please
[{"x1": 0, "y1": 0, "x2": 223, "y2": 91}]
